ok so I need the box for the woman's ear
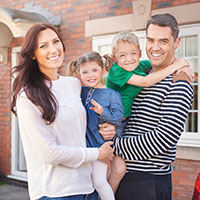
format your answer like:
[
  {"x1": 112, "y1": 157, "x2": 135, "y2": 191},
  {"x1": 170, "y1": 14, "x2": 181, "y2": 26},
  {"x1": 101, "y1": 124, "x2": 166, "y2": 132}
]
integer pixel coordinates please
[{"x1": 32, "y1": 56, "x2": 36, "y2": 60}]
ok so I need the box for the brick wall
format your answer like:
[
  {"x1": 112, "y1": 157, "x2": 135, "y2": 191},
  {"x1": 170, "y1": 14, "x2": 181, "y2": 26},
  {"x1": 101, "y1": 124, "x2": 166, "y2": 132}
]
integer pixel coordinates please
[
  {"x1": 172, "y1": 159, "x2": 200, "y2": 200},
  {"x1": 0, "y1": 61, "x2": 11, "y2": 175},
  {"x1": 0, "y1": 37, "x2": 23, "y2": 175},
  {"x1": 0, "y1": 0, "x2": 133, "y2": 74},
  {"x1": 58, "y1": 0, "x2": 133, "y2": 74},
  {"x1": 0, "y1": 0, "x2": 200, "y2": 199},
  {"x1": 152, "y1": 0, "x2": 200, "y2": 9}
]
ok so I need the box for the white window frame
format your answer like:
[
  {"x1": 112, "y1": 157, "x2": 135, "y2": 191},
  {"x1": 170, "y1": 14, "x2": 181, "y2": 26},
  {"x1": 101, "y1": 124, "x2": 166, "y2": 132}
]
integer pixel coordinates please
[
  {"x1": 9, "y1": 46, "x2": 27, "y2": 181},
  {"x1": 177, "y1": 24, "x2": 200, "y2": 147},
  {"x1": 92, "y1": 34, "x2": 114, "y2": 55},
  {"x1": 92, "y1": 24, "x2": 200, "y2": 148}
]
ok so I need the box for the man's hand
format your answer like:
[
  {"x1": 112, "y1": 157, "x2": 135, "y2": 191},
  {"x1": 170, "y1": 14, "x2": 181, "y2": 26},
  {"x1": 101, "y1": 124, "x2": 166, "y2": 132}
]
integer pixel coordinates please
[
  {"x1": 90, "y1": 99, "x2": 103, "y2": 115},
  {"x1": 99, "y1": 122, "x2": 115, "y2": 140}
]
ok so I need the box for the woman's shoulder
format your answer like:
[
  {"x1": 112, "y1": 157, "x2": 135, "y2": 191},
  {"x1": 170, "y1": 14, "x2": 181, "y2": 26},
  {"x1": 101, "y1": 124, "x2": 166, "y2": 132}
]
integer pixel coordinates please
[
  {"x1": 60, "y1": 76, "x2": 81, "y2": 87},
  {"x1": 59, "y1": 75, "x2": 80, "y2": 82},
  {"x1": 17, "y1": 89, "x2": 27, "y2": 99}
]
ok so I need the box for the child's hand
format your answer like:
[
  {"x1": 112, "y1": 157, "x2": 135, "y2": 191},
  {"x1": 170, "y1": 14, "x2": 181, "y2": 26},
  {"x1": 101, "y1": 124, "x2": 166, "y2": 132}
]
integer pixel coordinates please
[
  {"x1": 173, "y1": 58, "x2": 189, "y2": 70},
  {"x1": 176, "y1": 66, "x2": 195, "y2": 82},
  {"x1": 99, "y1": 123, "x2": 115, "y2": 140},
  {"x1": 171, "y1": 58, "x2": 194, "y2": 82},
  {"x1": 90, "y1": 99, "x2": 103, "y2": 115}
]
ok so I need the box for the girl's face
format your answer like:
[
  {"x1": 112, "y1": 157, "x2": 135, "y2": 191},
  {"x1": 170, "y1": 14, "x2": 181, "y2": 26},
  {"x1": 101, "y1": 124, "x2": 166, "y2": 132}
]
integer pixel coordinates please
[
  {"x1": 79, "y1": 61, "x2": 105, "y2": 88},
  {"x1": 34, "y1": 28, "x2": 64, "y2": 80}
]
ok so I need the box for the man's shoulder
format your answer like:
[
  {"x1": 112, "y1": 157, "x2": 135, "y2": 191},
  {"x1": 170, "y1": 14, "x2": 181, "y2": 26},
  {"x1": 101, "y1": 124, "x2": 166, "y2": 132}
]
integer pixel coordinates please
[
  {"x1": 172, "y1": 72, "x2": 194, "y2": 99},
  {"x1": 173, "y1": 72, "x2": 192, "y2": 85}
]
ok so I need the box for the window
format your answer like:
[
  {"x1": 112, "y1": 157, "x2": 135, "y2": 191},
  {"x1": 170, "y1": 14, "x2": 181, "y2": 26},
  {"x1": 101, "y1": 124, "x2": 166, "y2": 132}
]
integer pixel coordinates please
[
  {"x1": 92, "y1": 24, "x2": 200, "y2": 147},
  {"x1": 176, "y1": 24, "x2": 200, "y2": 147},
  {"x1": 10, "y1": 47, "x2": 27, "y2": 181}
]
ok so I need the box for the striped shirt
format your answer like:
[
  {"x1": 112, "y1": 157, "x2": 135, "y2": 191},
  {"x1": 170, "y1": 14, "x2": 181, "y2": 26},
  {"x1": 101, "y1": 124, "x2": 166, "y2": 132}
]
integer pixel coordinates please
[{"x1": 114, "y1": 75, "x2": 194, "y2": 175}]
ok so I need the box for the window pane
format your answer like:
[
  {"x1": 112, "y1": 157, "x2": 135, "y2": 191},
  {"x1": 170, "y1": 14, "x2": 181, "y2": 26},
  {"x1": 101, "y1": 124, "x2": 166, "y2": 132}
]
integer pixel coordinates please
[
  {"x1": 185, "y1": 36, "x2": 198, "y2": 57},
  {"x1": 185, "y1": 85, "x2": 197, "y2": 133},
  {"x1": 98, "y1": 45, "x2": 111, "y2": 55},
  {"x1": 175, "y1": 39, "x2": 184, "y2": 58},
  {"x1": 192, "y1": 85, "x2": 198, "y2": 110},
  {"x1": 188, "y1": 58, "x2": 198, "y2": 83},
  {"x1": 185, "y1": 112, "x2": 198, "y2": 132},
  {"x1": 139, "y1": 38, "x2": 148, "y2": 60}
]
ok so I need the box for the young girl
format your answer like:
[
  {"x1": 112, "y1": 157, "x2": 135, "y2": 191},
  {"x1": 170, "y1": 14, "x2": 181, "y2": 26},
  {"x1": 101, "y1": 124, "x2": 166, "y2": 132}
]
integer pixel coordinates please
[{"x1": 68, "y1": 51, "x2": 124, "y2": 200}]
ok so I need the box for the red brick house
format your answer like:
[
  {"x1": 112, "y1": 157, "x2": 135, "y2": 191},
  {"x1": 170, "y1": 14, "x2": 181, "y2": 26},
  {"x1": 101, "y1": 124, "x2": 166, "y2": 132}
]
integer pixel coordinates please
[{"x1": 0, "y1": 0, "x2": 199, "y2": 199}]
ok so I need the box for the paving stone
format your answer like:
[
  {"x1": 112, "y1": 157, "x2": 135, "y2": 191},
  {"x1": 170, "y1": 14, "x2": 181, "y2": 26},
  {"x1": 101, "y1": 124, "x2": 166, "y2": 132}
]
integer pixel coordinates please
[{"x1": 0, "y1": 184, "x2": 30, "y2": 200}]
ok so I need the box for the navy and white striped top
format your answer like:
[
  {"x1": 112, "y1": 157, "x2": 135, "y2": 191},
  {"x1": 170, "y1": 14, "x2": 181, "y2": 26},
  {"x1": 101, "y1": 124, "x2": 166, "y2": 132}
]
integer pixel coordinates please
[{"x1": 114, "y1": 75, "x2": 194, "y2": 175}]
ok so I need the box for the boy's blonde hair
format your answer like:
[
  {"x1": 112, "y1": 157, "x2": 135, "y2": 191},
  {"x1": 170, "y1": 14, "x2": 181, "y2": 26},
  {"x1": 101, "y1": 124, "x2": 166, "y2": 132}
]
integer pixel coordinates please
[{"x1": 112, "y1": 31, "x2": 140, "y2": 55}]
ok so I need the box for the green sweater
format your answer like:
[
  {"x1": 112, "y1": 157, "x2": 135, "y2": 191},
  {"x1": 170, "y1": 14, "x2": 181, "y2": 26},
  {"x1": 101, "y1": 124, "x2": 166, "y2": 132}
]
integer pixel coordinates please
[{"x1": 106, "y1": 60, "x2": 151, "y2": 117}]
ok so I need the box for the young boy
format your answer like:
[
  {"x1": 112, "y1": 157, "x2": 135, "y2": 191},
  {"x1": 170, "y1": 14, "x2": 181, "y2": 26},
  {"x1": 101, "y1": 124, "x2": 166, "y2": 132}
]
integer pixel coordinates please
[{"x1": 106, "y1": 31, "x2": 188, "y2": 193}]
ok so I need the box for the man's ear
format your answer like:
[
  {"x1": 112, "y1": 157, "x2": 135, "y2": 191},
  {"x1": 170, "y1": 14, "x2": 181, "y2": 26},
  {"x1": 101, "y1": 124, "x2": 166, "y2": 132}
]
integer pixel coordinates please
[
  {"x1": 174, "y1": 37, "x2": 181, "y2": 50},
  {"x1": 139, "y1": 49, "x2": 142, "y2": 58}
]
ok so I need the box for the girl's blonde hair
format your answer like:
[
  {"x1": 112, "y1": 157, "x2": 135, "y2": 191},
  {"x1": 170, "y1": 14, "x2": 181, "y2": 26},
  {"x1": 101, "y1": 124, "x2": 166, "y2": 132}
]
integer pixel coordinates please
[
  {"x1": 67, "y1": 51, "x2": 113, "y2": 77},
  {"x1": 112, "y1": 31, "x2": 140, "y2": 55}
]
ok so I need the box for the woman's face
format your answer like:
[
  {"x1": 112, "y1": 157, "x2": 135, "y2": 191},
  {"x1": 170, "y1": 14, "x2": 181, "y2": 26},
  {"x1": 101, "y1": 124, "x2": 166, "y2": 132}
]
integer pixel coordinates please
[{"x1": 34, "y1": 28, "x2": 64, "y2": 80}]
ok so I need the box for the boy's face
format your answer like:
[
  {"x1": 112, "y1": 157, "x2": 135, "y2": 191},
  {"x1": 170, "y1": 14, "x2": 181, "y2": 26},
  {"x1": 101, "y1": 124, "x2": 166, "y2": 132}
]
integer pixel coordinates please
[{"x1": 114, "y1": 41, "x2": 141, "y2": 72}]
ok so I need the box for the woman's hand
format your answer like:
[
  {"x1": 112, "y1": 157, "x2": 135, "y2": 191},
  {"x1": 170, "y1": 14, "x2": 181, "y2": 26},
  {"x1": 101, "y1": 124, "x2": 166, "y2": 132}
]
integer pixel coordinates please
[
  {"x1": 98, "y1": 141, "x2": 114, "y2": 166},
  {"x1": 99, "y1": 122, "x2": 115, "y2": 140}
]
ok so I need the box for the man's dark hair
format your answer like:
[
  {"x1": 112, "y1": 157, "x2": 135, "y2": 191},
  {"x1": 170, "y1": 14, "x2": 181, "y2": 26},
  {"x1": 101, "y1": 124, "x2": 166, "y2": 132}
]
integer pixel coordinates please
[{"x1": 146, "y1": 13, "x2": 179, "y2": 40}]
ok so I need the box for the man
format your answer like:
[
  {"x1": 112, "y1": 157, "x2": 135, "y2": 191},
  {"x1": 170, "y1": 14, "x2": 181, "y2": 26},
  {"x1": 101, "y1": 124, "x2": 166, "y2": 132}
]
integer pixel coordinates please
[{"x1": 114, "y1": 13, "x2": 194, "y2": 200}]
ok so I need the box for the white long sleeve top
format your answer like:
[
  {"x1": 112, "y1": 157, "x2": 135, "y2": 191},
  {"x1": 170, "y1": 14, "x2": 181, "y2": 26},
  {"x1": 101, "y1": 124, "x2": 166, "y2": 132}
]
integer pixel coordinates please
[{"x1": 16, "y1": 76, "x2": 99, "y2": 200}]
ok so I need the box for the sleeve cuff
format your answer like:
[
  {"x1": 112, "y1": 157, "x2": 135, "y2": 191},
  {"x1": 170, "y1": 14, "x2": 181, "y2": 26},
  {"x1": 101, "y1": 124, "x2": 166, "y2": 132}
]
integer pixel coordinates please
[{"x1": 84, "y1": 147, "x2": 99, "y2": 163}]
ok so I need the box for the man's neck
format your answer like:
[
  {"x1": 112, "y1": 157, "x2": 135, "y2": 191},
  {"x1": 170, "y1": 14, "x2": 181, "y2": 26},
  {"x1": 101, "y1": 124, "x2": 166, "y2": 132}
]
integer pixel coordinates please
[
  {"x1": 152, "y1": 59, "x2": 175, "y2": 73},
  {"x1": 152, "y1": 65, "x2": 166, "y2": 72}
]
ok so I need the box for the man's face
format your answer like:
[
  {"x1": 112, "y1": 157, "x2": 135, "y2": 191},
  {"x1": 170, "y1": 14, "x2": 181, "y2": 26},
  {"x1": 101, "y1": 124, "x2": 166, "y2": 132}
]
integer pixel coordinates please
[{"x1": 146, "y1": 24, "x2": 180, "y2": 71}]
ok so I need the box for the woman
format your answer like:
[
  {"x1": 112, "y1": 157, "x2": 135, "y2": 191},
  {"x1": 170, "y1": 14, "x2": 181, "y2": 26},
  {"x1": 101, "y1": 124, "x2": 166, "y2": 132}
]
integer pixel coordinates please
[{"x1": 11, "y1": 23, "x2": 114, "y2": 200}]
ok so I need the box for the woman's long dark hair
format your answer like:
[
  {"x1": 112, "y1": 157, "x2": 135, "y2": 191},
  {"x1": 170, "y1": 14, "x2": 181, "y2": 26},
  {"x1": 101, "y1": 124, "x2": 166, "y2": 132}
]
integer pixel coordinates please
[{"x1": 11, "y1": 23, "x2": 65, "y2": 125}]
